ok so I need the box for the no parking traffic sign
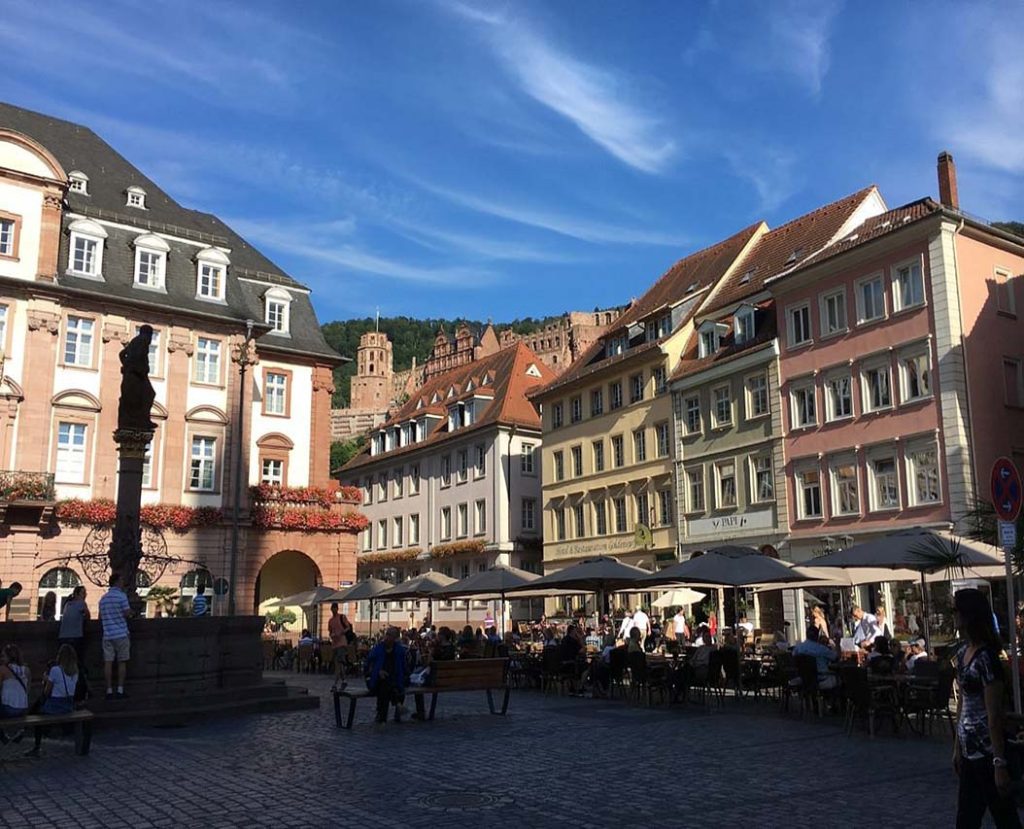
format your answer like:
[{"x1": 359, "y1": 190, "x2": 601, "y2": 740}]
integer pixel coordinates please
[{"x1": 991, "y1": 457, "x2": 1022, "y2": 523}]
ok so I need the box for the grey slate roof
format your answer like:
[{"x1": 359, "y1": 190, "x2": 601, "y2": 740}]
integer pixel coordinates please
[{"x1": 0, "y1": 102, "x2": 340, "y2": 362}]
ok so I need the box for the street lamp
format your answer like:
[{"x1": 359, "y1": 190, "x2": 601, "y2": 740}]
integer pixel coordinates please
[{"x1": 227, "y1": 319, "x2": 256, "y2": 616}]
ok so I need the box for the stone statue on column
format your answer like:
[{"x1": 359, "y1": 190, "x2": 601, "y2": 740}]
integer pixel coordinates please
[{"x1": 110, "y1": 325, "x2": 157, "y2": 601}]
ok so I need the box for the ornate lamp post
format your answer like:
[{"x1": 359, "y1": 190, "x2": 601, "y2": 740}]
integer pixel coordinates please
[{"x1": 227, "y1": 320, "x2": 256, "y2": 616}]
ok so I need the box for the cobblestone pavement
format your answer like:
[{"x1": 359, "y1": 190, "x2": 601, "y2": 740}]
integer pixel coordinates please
[{"x1": 0, "y1": 672, "x2": 966, "y2": 829}]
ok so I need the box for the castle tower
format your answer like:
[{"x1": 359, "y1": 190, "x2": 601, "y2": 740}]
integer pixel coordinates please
[{"x1": 350, "y1": 331, "x2": 394, "y2": 409}]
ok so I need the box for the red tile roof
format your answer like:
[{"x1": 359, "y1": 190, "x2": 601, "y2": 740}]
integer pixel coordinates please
[
  {"x1": 670, "y1": 302, "x2": 778, "y2": 382},
  {"x1": 702, "y1": 186, "x2": 879, "y2": 314},
  {"x1": 341, "y1": 341, "x2": 554, "y2": 472},
  {"x1": 532, "y1": 222, "x2": 762, "y2": 398},
  {"x1": 771, "y1": 198, "x2": 942, "y2": 279}
]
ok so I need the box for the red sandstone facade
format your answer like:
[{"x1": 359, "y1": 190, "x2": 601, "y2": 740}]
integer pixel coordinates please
[{"x1": 0, "y1": 104, "x2": 359, "y2": 623}]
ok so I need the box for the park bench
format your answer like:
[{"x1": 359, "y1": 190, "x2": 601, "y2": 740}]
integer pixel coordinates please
[
  {"x1": 3, "y1": 710, "x2": 94, "y2": 755},
  {"x1": 333, "y1": 658, "x2": 509, "y2": 729}
]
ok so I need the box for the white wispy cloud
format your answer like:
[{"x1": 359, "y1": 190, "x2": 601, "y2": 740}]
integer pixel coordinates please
[
  {"x1": 767, "y1": 1, "x2": 842, "y2": 97},
  {"x1": 723, "y1": 146, "x2": 801, "y2": 213},
  {"x1": 446, "y1": 3, "x2": 676, "y2": 173}
]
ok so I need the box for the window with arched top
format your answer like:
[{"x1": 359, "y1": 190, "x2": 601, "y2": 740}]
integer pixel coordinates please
[
  {"x1": 264, "y1": 287, "x2": 292, "y2": 335},
  {"x1": 180, "y1": 568, "x2": 213, "y2": 595},
  {"x1": 37, "y1": 567, "x2": 82, "y2": 620}
]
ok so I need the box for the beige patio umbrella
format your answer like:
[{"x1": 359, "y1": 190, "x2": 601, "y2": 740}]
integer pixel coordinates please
[{"x1": 652, "y1": 588, "x2": 706, "y2": 609}]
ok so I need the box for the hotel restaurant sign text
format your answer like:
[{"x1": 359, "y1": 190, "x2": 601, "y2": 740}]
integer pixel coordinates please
[{"x1": 548, "y1": 535, "x2": 639, "y2": 560}]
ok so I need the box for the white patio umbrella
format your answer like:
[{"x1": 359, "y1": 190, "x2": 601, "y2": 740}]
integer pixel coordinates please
[
  {"x1": 322, "y1": 577, "x2": 393, "y2": 634},
  {"x1": 651, "y1": 588, "x2": 706, "y2": 609}
]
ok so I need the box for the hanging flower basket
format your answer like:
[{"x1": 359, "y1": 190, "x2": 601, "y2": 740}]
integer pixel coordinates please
[
  {"x1": 249, "y1": 484, "x2": 362, "y2": 508},
  {"x1": 429, "y1": 539, "x2": 487, "y2": 559},
  {"x1": 250, "y1": 504, "x2": 369, "y2": 533},
  {"x1": 56, "y1": 499, "x2": 223, "y2": 534},
  {"x1": 359, "y1": 548, "x2": 422, "y2": 566}
]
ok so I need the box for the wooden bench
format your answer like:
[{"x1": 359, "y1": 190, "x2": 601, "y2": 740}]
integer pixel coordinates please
[
  {"x1": 3, "y1": 710, "x2": 94, "y2": 755},
  {"x1": 333, "y1": 658, "x2": 510, "y2": 729}
]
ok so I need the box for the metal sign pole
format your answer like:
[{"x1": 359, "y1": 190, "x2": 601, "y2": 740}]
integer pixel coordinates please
[{"x1": 1000, "y1": 519, "x2": 1022, "y2": 714}]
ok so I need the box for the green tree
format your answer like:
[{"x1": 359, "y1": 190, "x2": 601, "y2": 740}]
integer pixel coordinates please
[
  {"x1": 992, "y1": 221, "x2": 1024, "y2": 238},
  {"x1": 330, "y1": 435, "x2": 367, "y2": 473}
]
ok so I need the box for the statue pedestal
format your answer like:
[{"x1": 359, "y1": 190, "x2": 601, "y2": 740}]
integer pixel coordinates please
[{"x1": 110, "y1": 427, "x2": 154, "y2": 608}]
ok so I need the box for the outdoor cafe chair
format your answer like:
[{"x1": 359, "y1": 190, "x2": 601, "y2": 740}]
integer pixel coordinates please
[
  {"x1": 840, "y1": 665, "x2": 900, "y2": 738},
  {"x1": 319, "y1": 643, "x2": 334, "y2": 674},
  {"x1": 697, "y1": 651, "x2": 726, "y2": 707},
  {"x1": 903, "y1": 667, "x2": 955, "y2": 736},
  {"x1": 793, "y1": 654, "x2": 829, "y2": 717},
  {"x1": 627, "y1": 652, "x2": 668, "y2": 707},
  {"x1": 540, "y1": 648, "x2": 570, "y2": 696},
  {"x1": 608, "y1": 647, "x2": 629, "y2": 700},
  {"x1": 296, "y1": 643, "x2": 314, "y2": 674}
]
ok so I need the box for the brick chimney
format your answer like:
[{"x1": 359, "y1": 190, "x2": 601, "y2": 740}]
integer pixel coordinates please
[{"x1": 937, "y1": 151, "x2": 959, "y2": 209}]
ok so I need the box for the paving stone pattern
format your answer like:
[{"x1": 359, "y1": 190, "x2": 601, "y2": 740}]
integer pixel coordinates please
[{"x1": 0, "y1": 672, "x2": 967, "y2": 828}]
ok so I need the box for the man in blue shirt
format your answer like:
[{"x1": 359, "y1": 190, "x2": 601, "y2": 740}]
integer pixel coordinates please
[
  {"x1": 794, "y1": 626, "x2": 839, "y2": 689},
  {"x1": 99, "y1": 573, "x2": 132, "y2": 699},
  {"x1": 851, "y1": 606, "x2": 879, "y2": 650},
  {"x1": 365, "y1": 627, "x2": 407, "y2": 724},
  {"x1": 192, "y1": 584, "x2": 208, "y2": 616}
]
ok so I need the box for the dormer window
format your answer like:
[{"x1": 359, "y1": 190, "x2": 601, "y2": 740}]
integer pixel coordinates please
[
  {"x1": 606, "y1": 336, "x2": 627, "y2": 358},
  {"x1": 126, "y1": 186, "x2": 147, "y2": 209},
  {"x1": 657, "y1": 313, "x2": 672, "y2": 338},
  {"x1": 734, "y1": 305, "x2": 756, "y2": 345},
  {"x1": 195, "y1": 247, "x2": 230, "y2": 301},
  {"x1": 67, "y1": 218, "x2": 107, "y2": 279},
  {"x1": 785, "y1": 247, "x2": 804, "y2": 266},
  {"x1": 264, "y1": 287, "x2": 292, "y2": 335},
  {"x1": 698, "y1": 320, "x2": 727, "y2": 358},
  {"x1": 132, "y1": 234, "x2": 169, "y2": 291},
  {"x1": 68, "y1": 171, "x2": 89, "y2": 195}
]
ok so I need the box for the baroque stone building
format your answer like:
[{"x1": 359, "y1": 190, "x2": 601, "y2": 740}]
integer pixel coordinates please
[{"x1": 498, "y1": 306, "x2": 628, "y2": 373}]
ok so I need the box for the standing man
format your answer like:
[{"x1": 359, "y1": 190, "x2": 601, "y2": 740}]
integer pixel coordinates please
[
  {"x1": 327, "y1": 602, "x2": 349, "y2": 692},
  {"x1": 100, "y1": 573, "x2": 132, "y2": 699},
  {"x1": 58, "y1": 585, "x2": 90, "y2": 699},
  {"x1": 851, "y1": 606, "x2": 879, "y2": 651},
  {"x1": 672, "y1": 607, "x2": 690, "y2": 644},
  {"x1": 192, "y1": 584, "x2": 209, "y2": 616},
  {"x1": 617, "y1": 610, "x2": 634, "y2": 643},
  {"x1": 632, "y1": 606, "x2": 652, "y2": 650},
  {"x1": 0, "y1": 582, "x2": 21, "y2": 621},
  {"x1": 365, "y1": 626, "x2": 407, "y2": 725}
]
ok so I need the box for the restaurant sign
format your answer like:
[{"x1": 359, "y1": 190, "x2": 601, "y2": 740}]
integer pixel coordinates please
[
  {"x1": 686, "y1": 508, "x2": 775, "y2": 539},
  {"x1": 548, "y1": 535, "x2": 638, "y2": 559}
]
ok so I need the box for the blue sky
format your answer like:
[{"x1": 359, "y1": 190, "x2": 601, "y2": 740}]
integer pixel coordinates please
[{"x1": 3, "y1": 1, "x2": 1024, "y2": 323}]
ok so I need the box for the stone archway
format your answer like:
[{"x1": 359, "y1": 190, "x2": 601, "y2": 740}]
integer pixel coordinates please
[{"x1": 255, "y1": 550, "x2": 322, "y2": 635}]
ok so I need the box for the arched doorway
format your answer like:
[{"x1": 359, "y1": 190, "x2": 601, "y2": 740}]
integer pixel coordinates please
[
  {"x1": 37, "y1": 567, "x2": 81, "y2": 620},
  {"x1": 255, "y1": 550, "x2": 322, "y2": 635}
]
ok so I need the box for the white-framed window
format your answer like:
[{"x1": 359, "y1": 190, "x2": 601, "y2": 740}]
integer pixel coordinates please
[
  {"x1": 907, "y1": 442, "x2": 941, "y2": 506},
  {"x1": 652, "y1": 365, "x2": 667, "y2": 395},
  {"x1": 820, "y1": 288, "x2": 847, "y2": 336},
  {"x1": 556, "y1": 508, "x2": 567, "y2": 541},
  {"x1": 863, "y1": 362, "x2": 893, "y2": 412},
  {"x1": 734, "y1": 306, "x2": 756, "y2": 344},
  {"x1": 189, "y1": 436, "x2": 216, "y2": 491},
  {"x1": 797, "y1": 466, "x2": 822, "y2": 519},
  {"x1": 825, "y1": 373, "x2": 853, "y2": 421},
  {"x1": 570, "y1": 395, "x2": 583, "y2": 423},
  {"x1": 630, "y1": 373, "x2": 644, "y2": 404},
  {"x1": 68, "y1": 171, "x2": 89, "y2": 195},
  {"x1": 63, "y1": 316, "x2": 94, "y2": 367},
  {"x1": 410, "y1": 513, "x2": 420, "y2": 545},
  {"x1": 378, "y1": 518, "x2": 388, "y2": 549},
  {"x1": 551, "y1": 402, "x2": 564, "y2": 429},
  {"x1": 363, "y1": 524, "x2": 372, "y2": 552},
  {"x1": 655, "y1": 421, "x2": 670, "y2": 458},
  {"x1": 393, "y1": 468, "x2": 403, "y2": 498},
  {"x1": 715, "y1": 460, "x2": 737, "y2": 509},
  {"x1": 377, "y1": 476, "x2": 388, "y2": 502},
  {"x1": 613, "y1": 496, "x2": 627, "y2": 533},
  {"x1": 553, "y1": 450, "x2": 564, "y2": 482},
  {"x1": 137, "y1": 326, "x2": 161, "y2": 376},
  {"x1": 393, "y1": 516, "x2": 404, "y2": 547},
  {"x1": 134, "y1": 246, "x2": 165, "y2": 289},
  {"x1": 687, "y1": 467, "x2": 705, "y2": 513},
  {"x1": 595, "y1": 500, "x2": 608, "y2": 536},
  {"x1": 521, "y1": 443, "x2": 535, "y2": 474},
  {"x1": 0, "y1": 305, "x2": 7, "y2": 348},
  {"x1": 699, "y1": 326, "x2": 720, "y2": 358},
  {"x1": 751, "y1": 454, "x2": 773, "y2": 502},
  {"x1": 612, "y1": 435, "x2": 625, "y2": 468},
  {"x1": 410, "y1": 464, "x2": 420, "y2": 494},
  {"x1": 440, "y1": 506, "x2": 452, "y2": 540},
  {"x1": 658, "y1": 489, "x2": 672, "y2": 526},
  {"x1": 440, "y1": 455, "x2": 451, "y2": 487},
  {"x1": 68, "y1": 220, "x2": 106, "y2": 278},
  {"x1": 830, "y1": 457, "x2": 860, "y2": 516},
  {"x1": 1005, "y1": 359, "x2": 1024, "y2": 408},
  {"x1": 633, "y1": 429, "x2": 647, "y2": 463},
  {"x1": 475, "y1": 500, "x2": 486, "y2": 534},
  {"x1": 684, "y1": 395, "x2": 701, "y2": 434},
  {"x1": 196, "y1": 248, "x2": 229, "y2": 301},
  {"x1": 141, "y1": 441, "x2": 154, "y2": 488},
  {"x1": 712, "y1": 385, "x2": 732, "y2": 428},
  {"x1": 265, "y1": 371, "x2": 287, "y2": 414},
  {"x1": 457, "y1": 503, "x2": 468, "y2": 537},
  {"x1": 590, "y1": 388, "x2": 604, "y2": 416},
  {"x1": 899, "y1": 345, "x2": 932, "y2": 403},
  {"x1": 610, "y1": 381, "x2": 623, "y2": 410},
  {"x1": 261, "y1": 458, "x2": 284, "y2": 486},
  {"x1": 0, "y1": 218, "x2": 14, "y2": 257},
  {"x1": 457, "y1": 448, "x2": 468, "y2": 483},
  {"x1": 868, "y1": 454, "x2": 900, "y2": 511},
  {"x1": 125, "y1": 186, "x2": 147, "y2": 209},
  {"x1": 521, "y1": 498, "x2": 536, "y2": 531},
  {"x1": 265, "y1": 290, "x2": 291, "y2": 335},
  {"x1": 856, "y1": 274, "x2": 885, "y2": 324},
  {"x1": 571, "y1": 445, "x2": 583, "y2": 477},
  {"x1": 996, "y1": 268, "x2": 1017, "y2": 316},
  {"x1": 592, "y1": 440, "x2": 605, "y2": 472},
  {"x1": 746, "y1": 373, "x2": 768, "y2": 419},
  {"x1": 474, "y1": 443, "x2": 486, "y2": 477},
  {"x1": 194, "y1": 338, "x2": 221, "y2": 384},
  {"x1": 892, "y1": 260, "x2": 925, "y2": 311},
  {"x1": 55, "y1": 422, "x2": 87, "y2": 483},
  {"x1": 791, "y1": 380, "x2": 817, "y2": 429},
  {"x1": 787, "y1": 302, "x2": 812, "y2": 347}
]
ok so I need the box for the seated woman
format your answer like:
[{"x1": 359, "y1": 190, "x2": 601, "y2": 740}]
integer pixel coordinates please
[
  {"x1": 866, "y1": 636, "x2": 895, "y2": 674},
  {"x1": 40, "y1": 644, "x2": 79, "y2": 715},
  {"x1": 0, "y1": 644, "x2": 30, "y2": 742},
  {"x1": 457, "y1": 625, "x2": 480, "y2": 658},
  {"x1": 627, "y1": 627, "x2": 643, "y2": 654}
]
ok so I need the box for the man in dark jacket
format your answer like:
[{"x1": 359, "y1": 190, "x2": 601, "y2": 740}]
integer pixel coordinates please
[{"x1": 366, "y1": 627, "x2": 407, "y2": 724}]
